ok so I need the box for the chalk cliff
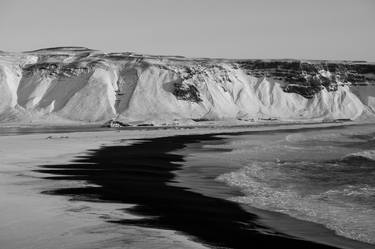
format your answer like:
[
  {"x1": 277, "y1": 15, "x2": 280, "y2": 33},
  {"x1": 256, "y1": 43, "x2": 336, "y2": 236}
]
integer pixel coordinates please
[{"x1": 1, "y1": 47, "x2": 374, "y2": 125}]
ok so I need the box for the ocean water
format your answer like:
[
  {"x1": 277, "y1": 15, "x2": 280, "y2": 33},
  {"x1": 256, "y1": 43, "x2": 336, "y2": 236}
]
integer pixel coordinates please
[{"x1": 213, "y1": 125, "x2": 375, "y2": 244}]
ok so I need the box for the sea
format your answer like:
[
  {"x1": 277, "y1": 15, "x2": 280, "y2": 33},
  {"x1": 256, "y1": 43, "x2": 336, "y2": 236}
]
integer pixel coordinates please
[{"x1": 196, "y1": 124, "x2": 375, "y2": 245}]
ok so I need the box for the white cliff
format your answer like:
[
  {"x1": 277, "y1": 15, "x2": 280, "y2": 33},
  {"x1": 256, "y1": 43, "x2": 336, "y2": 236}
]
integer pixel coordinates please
[{"x1": 0, "y1": 47, "x2": 374, "y2": 125}]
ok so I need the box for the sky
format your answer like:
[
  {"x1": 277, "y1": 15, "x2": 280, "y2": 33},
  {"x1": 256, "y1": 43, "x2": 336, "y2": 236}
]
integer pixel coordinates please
[{"x1": 0, "y1": 0, "x2": 374, "y2": 61}]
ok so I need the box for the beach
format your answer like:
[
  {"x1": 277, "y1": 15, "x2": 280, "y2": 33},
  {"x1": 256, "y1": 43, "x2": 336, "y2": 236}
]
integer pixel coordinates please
[{"x1": 0, "y1": 123, "x2": 374, "y2": 249}]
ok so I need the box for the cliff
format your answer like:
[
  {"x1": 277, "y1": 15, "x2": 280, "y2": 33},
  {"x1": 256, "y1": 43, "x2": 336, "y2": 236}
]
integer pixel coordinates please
[{"x1": 1, "y1": 47, "x2": 374, "y2": 125}]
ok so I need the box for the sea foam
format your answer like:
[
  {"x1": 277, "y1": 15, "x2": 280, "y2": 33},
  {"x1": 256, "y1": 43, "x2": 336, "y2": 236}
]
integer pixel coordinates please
[
  {"x1": 343, "y1": 150, "x2": 375, "y2": 162},
  {"x1": 217, "y1": 161, "x2": 375, "y2": 244}
]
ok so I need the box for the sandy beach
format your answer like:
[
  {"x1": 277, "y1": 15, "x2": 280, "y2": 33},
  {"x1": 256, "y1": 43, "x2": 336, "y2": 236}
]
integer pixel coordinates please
[{"x1": 0, "y1": 122, "x2": 374, "y2": 249}]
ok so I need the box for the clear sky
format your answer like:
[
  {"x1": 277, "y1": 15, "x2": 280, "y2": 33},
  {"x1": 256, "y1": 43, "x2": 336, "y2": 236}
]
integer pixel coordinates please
[{"x1": 1, "y1": 0, "x2": 374, "y2": 61}]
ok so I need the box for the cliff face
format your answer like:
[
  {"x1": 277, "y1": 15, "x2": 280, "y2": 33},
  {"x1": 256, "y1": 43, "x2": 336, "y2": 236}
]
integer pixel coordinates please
[{"x1": 0, "y1": 47, "x2": 374, "y2": 124}]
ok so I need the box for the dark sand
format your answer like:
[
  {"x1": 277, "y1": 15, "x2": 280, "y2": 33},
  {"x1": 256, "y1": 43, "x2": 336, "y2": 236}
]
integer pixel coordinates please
[{"x1": 35, "y1": 134, "x2": 341, "y2": 249}]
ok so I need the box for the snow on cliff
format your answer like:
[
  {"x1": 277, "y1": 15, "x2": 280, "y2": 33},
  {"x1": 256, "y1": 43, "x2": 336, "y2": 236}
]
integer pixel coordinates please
[{"x1": 0, "y1": 47, "x2": 374, "y2": 125}]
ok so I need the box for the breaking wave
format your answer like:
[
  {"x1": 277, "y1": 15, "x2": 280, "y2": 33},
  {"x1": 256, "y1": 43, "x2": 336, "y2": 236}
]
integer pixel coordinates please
[
  {"x1": 342, "y1": 150, "x2": 375, "y2": 162},
  {"x1": 217, "y1": 160, "x2": 375, "y2": 244}
]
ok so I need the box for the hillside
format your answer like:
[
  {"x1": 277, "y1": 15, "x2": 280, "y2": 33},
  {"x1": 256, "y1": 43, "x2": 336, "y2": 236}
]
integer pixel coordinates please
[{"x1": 1, "y1": 47, "x2": 374, "y2": 125}]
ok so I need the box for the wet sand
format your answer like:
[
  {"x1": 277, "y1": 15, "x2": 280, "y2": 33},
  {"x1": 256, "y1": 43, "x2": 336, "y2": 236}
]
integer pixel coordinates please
[
  {"x1": 2, "y1": 123, "x2": 373, "y2": 249},
  {"x1": 35, "y1": 133, "x2": 345, "y2": 249}
]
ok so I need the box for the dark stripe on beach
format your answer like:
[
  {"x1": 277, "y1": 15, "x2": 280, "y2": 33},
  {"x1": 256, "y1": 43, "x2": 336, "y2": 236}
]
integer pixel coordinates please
[{"x1": 35, "y1": 134, "x2": 339, "y2": 249}]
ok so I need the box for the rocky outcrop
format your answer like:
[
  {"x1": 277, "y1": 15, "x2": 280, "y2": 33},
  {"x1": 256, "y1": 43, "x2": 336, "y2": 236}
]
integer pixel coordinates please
[
  {"x1": 172, "y1": 81, "x2": 202, "y2": 102},
  {"x1": 239, "y1": 60, "x2": 375, "y2": 98}
]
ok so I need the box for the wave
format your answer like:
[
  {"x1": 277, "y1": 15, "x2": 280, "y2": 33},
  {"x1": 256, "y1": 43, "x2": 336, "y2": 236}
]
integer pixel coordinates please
[
  {"x1": 323, "y1": 184, "x2": 375, "y2": 199},
  {"x1": 216, "y1": 162, "x2": 375, "y2": 244},
  {"x1": 342, "y1": 150, "x2": 375, "y2": 162}
]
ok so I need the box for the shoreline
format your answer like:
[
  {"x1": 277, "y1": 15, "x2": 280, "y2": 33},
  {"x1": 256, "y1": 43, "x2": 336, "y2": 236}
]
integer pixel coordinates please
[
  {"x1": 174, "y1": 137, "x2": 375, "y2": 249},
  {"x1": 0, "y1": 118, "x2": 371, "y2": 131},
  {"x1": 0, "y1": 119, "x2": 371, "y2": 138},
  {"x1": 34, "y1": 133, "x2": 345, "y2": 249},
  {"x1": 0, "y1": 122, "x2": 374, "y2": 248}
]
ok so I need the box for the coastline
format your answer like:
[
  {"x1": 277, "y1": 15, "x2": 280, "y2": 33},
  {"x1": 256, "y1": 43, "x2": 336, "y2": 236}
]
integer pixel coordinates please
[
  {"x1": 174, "y1": 136, "x2": 375, "y2": 249},
  {"x1": 34, "y1": 134, "x2": 340, "y2": 249},
  {"x1": 0, "y1": 122, "x2": 374, "y2": 248},
  {"x1": 0, "y1": 118, "x2": 370, "y2": 131},
  {"x1": 0, "y1": 119, "x2": 371, "y2": 137}
]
